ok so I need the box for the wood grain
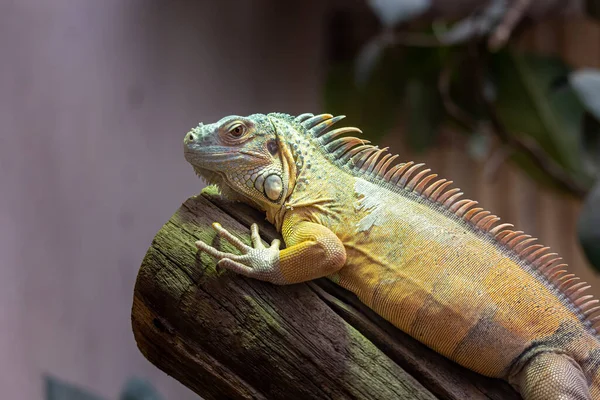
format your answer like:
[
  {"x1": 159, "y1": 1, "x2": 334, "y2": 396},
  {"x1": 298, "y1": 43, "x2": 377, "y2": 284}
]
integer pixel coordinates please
[{"x1": 132, "y1": 187, "x2": 520, "y2": 400}]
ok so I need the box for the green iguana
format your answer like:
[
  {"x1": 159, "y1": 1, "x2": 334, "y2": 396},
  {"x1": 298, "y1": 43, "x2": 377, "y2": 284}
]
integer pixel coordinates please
[{"x1": 184, "y1": 112, "x2": 600, "y2": 400}]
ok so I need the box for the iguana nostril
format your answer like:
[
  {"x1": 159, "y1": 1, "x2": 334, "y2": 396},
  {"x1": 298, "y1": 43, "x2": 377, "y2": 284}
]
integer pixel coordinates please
[{"x1": 187, "y1": 133, "x2": 194, "y2": 142}]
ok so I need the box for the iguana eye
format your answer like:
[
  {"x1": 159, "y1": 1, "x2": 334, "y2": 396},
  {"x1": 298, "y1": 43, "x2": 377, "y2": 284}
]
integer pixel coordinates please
[
  {"x1": 267, "y1": 139, "x2": 278, "y2": 155},
  {"x1": 229, "y1": 123, "x2": 246, "y2": 137}
]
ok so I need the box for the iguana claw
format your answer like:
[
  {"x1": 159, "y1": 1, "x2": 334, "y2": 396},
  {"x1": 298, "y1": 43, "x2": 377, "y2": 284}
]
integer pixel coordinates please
[{"x1": 195, "y1": 223, "x2": 285, "y2": 283}]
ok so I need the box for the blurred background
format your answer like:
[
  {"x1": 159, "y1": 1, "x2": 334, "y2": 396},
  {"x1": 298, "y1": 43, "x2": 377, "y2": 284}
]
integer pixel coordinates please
[{"x1": 1, "y1": 0, "x2": 600, "y2": 399}]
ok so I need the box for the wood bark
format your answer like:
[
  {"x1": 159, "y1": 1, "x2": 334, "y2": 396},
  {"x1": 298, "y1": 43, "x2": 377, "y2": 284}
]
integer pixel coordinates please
[{"x1": 132, "y1": 187, "x2": 521, "y2": 400}]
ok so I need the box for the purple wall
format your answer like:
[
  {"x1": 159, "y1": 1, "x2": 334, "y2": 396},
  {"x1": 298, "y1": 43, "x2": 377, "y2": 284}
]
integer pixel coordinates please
[{"x1": 0, "y1": 1, "x2": 325, "y2": 398}]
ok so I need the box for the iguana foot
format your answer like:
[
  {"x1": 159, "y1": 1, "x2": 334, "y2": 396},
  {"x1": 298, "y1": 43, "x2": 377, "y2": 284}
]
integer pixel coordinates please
[
  {"x1": 195, "y1": 222, "x2": 287, "y2": 284},
  {"x1": 511, "y1": 352, "x2": 591, "y2": 400}
]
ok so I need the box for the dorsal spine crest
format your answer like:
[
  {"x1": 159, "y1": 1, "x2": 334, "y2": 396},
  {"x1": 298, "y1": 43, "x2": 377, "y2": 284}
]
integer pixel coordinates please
[{"x1": 290, "y1": 112, "x2": 600, "y2": 335}]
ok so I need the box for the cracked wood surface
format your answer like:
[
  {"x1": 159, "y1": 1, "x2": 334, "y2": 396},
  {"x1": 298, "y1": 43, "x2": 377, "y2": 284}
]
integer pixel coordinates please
[{"x1": 131, "y1": 186, "x2": 521, "y2": 400}]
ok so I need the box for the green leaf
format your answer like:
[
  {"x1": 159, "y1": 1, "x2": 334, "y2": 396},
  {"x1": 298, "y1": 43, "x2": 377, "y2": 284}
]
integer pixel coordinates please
[
  {"x1": 368, "y1": 0, "x2": 431, "y2": 28},
  {"x1": 404, "y1": 78, "x2": 443, "y2": 152},
  {"x1": 120, "y1": 377, "x2": 163, "y2": 400},
  {"x1": 578, "y1": 179, "x2": 600, "y2": 272},
  {"x1": 325, "y1": 46, "x2": 448, "y2": 145},
  {"x1": 491, "y1": 51, "x2": 586, "y2": 177},
  {"x1": 570, "y1": 69, "x2": 600, "y2": 121},
  {"x1": 45, "y1": 376, "x2": 106, "y2": 400},
  {"x1": 324, "y1": 63, "x2": 360, "y2": 120},
  {"x1": 324, "y1": 49, "x2": 406, "y2": 143}
]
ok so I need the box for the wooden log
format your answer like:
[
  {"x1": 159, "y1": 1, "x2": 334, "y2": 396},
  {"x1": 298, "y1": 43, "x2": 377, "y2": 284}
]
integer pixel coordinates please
[{"x1": 131, "y1": 186, "x2": 520, "y2": 400}]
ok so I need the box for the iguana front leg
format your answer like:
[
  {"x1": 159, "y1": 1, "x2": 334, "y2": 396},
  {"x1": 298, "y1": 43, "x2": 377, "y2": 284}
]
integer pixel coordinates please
[{"x1": 195, "y1": 220, "x2": 346, "y2": 285}]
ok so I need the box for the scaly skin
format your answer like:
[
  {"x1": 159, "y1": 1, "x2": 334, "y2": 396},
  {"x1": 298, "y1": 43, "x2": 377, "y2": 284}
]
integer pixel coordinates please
[{"x1": 184, "y1": 112, "x2": 600, "y2": 399}]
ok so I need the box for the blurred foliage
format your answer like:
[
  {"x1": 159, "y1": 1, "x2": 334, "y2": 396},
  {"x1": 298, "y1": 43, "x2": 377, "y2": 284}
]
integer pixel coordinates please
[
  {"x1": 119, "y1": 378, "x2": 163, "y2": 400},
  {"x1": 436, "y1": 0, "x2": 507, "y2": 45},
  {"x1": 323, "y1": 0, "x2": 600, "y2": 271},
  {"x1": 45, "y1": 376, "x2": 104, "y2": 400},
  {"x1": 492, "y1": 53, "x2": 579, "y2": 168},
  {"x1": 368, "y1": 0, "x2": 431, "y2": 27},
  {"x1": 579, "y1": 181, "x2": 600, "y2": 272},
  {"x1": 45, "y1": 375, "x2": 163, "y2": 400},
  {"x1": 490, "y1": 52, "x2": 586, "y2": 184}
]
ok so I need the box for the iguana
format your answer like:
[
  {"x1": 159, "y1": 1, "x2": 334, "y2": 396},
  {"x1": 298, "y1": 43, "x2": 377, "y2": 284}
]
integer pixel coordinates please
[{"x1": 184, "y1": 112, "x2": 600, "y2": 400}]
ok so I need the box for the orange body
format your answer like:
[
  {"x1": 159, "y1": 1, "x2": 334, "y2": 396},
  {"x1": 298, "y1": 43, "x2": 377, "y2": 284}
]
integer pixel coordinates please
[{"x1": 187, "y1": 112, "x2": 600, "y2": 399}]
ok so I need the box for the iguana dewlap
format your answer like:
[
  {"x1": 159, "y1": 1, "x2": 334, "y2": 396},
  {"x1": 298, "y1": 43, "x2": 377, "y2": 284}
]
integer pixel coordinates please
[{"x1": 184, "y1": 112, "x2": 600, "y2": 400}]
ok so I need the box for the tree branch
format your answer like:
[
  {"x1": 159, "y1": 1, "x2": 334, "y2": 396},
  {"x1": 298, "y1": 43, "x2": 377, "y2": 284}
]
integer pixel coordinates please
[
  {"x1": 488, "y1": 0, "x2": 534, "y2": 50},
  {"x1": 132, "y1": 188, "x2": 521, "y2": 400}
]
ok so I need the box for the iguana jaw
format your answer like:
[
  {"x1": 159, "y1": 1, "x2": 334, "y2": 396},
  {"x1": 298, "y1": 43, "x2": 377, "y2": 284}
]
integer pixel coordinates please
[
  {"x1": 184, "y1": 147, "x2": 267, "y2": 208},
  {"x1": 188, "y1": 163, "x2": 267, "y2": 210},
  {"x1": 183, "y1": 144, "x2": 254, "y2": 169}
]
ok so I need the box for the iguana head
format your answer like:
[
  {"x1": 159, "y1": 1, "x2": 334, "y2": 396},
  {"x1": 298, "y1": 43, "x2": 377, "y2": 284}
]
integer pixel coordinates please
[{"x1": 183, "y1": 113, "x2": 302, "y2": 211}]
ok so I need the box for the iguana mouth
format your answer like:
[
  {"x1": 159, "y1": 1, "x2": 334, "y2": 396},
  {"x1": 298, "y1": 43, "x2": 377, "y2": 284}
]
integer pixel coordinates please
[
  {"x1": 184, "y1": 147, "x2": 268, "y2": 173},
  {"x1": 184, "y1": 149, "x2": 232, "y2": 171},
  {"x1": 184, "y1": 150, "x2": 229, "y2": 157}
]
